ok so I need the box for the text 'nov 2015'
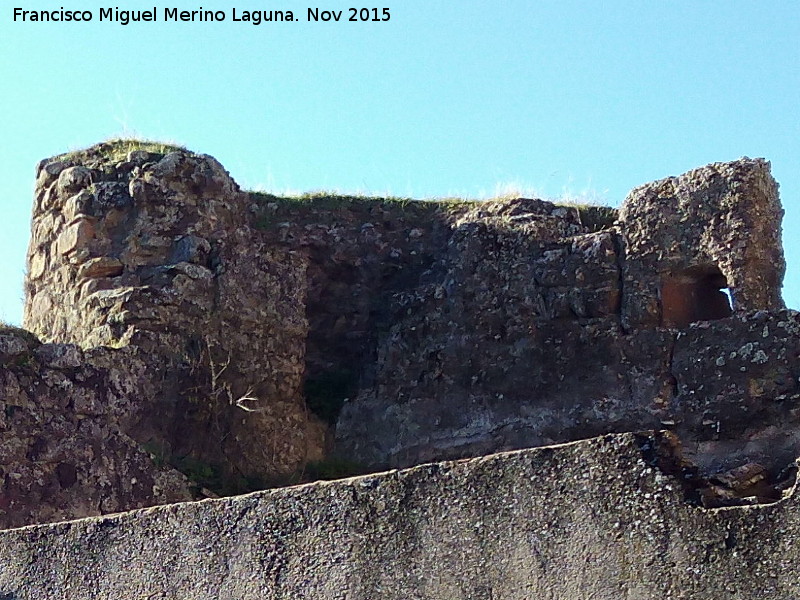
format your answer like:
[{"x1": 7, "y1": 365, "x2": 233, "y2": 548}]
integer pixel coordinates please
[{"x1": 11, "y1": 7, "x2": 392, "y2": 25}]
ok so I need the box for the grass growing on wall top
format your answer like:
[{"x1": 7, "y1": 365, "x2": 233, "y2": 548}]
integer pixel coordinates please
[
  {"x1": 251, "y1": 191, "x2": 617, "y2": 232},
  {"x1": 50, "y1": 138, "x2": 618, "y2": 235},
  {"x1": 251, "y1": 190, "x2": 481, "y2": 230},
  {"x1": 55, "y1": 138, "x2": 188, "y2": 165},
  {"x1": 49, "y1": 138, "x2": 618, "y2": 233},
  {"x1": 558, "y1": 202, "x2": 618, "y2": 232},
  {"x1": 251, "y1": 191, "x2": 479, "y2": 210}
]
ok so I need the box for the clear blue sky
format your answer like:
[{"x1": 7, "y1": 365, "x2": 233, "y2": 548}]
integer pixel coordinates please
[{"x1": 1, "y1": 1, "x2": 798, "y2": 324}]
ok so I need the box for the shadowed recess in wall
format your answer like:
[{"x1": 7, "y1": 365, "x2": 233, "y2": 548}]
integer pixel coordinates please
[
  {"x1": 661, "y1": 264, "x2": 733, "y2": 328},
  {"x1": 304, "y1": 369, "x2": 359, "y2": 425}
]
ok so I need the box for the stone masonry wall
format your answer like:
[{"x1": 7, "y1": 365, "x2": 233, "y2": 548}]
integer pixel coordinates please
[
  {"x1": 0, "y1": 325, "x2": 195, "y2": 529},
  {"x1": 15, "y1": 142, "x2": 794, "y2": 527},
  {"x1": 24, "y1": 143, "x2": 326, "y2": 493},
  {"x1": 336, "y1": 161, "x2": 793, "y2": 483},
  {"x1": 619, "y1": 158, "x2": 784, "y2": 329}
]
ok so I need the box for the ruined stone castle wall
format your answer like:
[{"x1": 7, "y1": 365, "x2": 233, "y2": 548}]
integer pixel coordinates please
[
  {"x1": 24, "y1": 144, "x2": 325, "y2": 491},
  {"x1": 336, "y1": 160, "x2": 792, "y2": 475},
  {"x1": 13, "y1": 143, "x2": 795, "y2": 527},
  {"x1": 619, "y1": 158, "x2": 784, "y2": 329},
  {"x1": 0, "y1": 326, "x2": 194, "y2": 529}
]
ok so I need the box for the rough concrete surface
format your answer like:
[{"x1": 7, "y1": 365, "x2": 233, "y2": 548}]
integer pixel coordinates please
[{"x1": 0, "y1": 432, "x2": 797, "y2": 599}]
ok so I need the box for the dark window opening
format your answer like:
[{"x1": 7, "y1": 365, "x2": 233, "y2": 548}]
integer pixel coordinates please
[{"x1": 661, "y1": 265, "x2": 732, "y2": 328}]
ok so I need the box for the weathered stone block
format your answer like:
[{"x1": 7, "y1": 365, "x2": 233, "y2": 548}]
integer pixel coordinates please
[
  {"x1": 57, "y1": 218, "x2": 95, "y2": 255},
  {"x1": 0, "y1": 334, "x2": 33, "y2": 357},
  {"x1": 62, "y1": 190, "x2": 93, "y2": 221},
  {"x1": 27, "y1": 252, "x2": 47, "y2": 280},
  {"x1": 34, "y1": 343, "x2": 83, "y2": 369},
  {"x1": 56, "y1": 165, "x2": 91, "y2": 196},
  {"x1": 619, "y1": 158, "x2": 784, "y2": 329},
  {"x1": 77, "y1": 257, "x2": 123, "y2": 279}
]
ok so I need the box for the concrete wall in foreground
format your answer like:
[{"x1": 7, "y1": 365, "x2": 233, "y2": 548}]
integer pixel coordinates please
[{"x1": 0, "y1": 432, "x2": 797, "y2": 600}]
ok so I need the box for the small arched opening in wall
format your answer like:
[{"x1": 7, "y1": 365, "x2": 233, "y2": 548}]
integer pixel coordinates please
[{"x1": 660, "y1": 264, "x2": 733, "y2": 328}]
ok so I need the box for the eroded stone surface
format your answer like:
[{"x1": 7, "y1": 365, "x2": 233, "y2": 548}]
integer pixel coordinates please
[
  {"x1": 15, "y1": 143, "x2": 795, "y2": 528},
  {"x1": 0, "y1": 434, "x2": 798, "y2": 599},
  {"x1": 619, "y1": 158, "x2": 784, "y2": 328},
  {"x1": 335, "y1": 165, "x2": 792, "y2": 474},
  {"x1": 24, "y1": 145, "x2": 328, "y2": 494},
  {"x1": 0, "y1": 326, "x2": 195, "y2": 529}
]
